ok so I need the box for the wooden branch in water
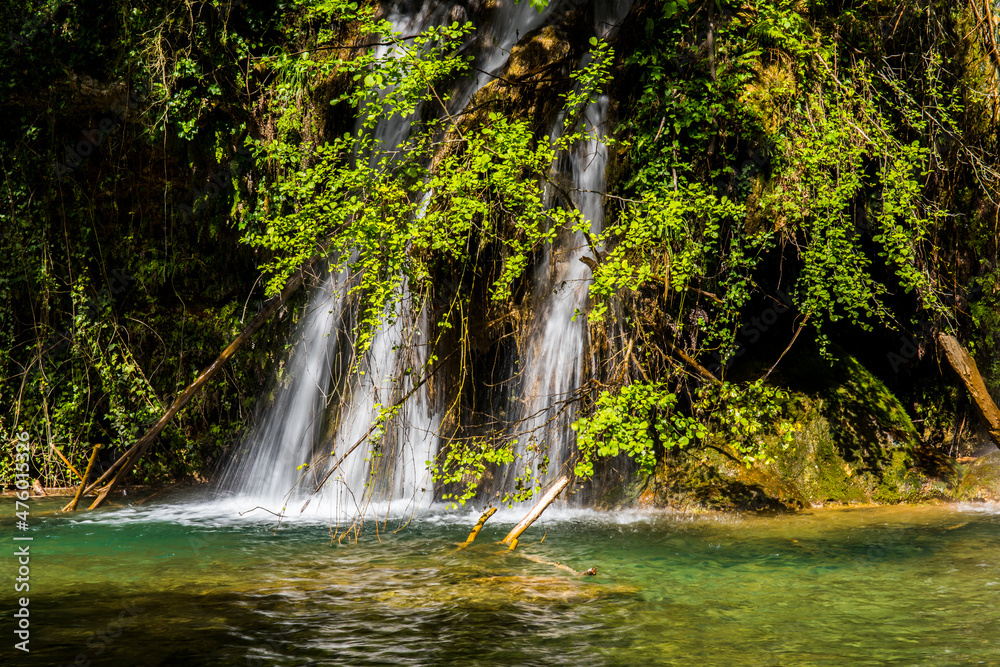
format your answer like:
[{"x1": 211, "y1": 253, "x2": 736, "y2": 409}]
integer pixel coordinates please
[
  {"x1": 63, "y1": 443, "x2": 101, "y2": 512},
  {"x1": 88, "y1": 264, "x2": 317, "y2": 510},
  {"x1": 938, "y1": 333, "x2": 1000, "y2": 447},
  {"x1": 502, "y1": 475, "x2": 570, "y2": 549},
  {"x1": 78, "y1": 444, "x2": 135, "y2": 497},
  {"x1": 465, "y1": 507, "x2": 497, "y2": 544},
  {"x1": 517, "y1": 553, "x2": 597, "y2": 577}
]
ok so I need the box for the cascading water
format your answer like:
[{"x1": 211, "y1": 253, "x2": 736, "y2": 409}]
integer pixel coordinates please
[
  {"x1": 221, "y1": 1, "x2": 566, "y2": 517},
  {"x1": 311, "y1": 284, "x2": 441, "y2": 515},
  {"x1": 506, "y1": 1, "x2": 633, "y2": 497},
  {"x1": 218, "y1": 269, "x2": 346, "y2": 502},
  {"x1": 509, "y1": 97, "x2": 608, "y2": 486}
]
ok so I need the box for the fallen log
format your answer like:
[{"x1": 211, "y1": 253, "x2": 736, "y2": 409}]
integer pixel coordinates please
[
  {"x1": 502, "y1": 475, "x2": 570, "y2": 549},
  {"x1": 465, "y1": 507, "x2": 497, "y2": 545},
  {"x1": 63, "y1": 443, "x2": 101, "y2": 512},
  {"x1": 88, "y1": 264, "x2": 318, "y2": 509},
  {"x1": 938, "y1": 333, "x2": 1000, "y2": 448}
]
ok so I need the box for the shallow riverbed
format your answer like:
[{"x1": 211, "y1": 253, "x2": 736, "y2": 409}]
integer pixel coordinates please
[{"x1": 4, "y1": 493, "x2": 1000, "y2": 665}]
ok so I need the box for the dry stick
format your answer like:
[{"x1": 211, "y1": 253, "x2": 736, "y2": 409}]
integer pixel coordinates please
[
  {"x1": 62, "y1": 443, "x2": 101, "y2": 512},
  {"x1": 88, "y1": 264, "x2": 317, "y2": 510},
  {"x1": 938, "y1": 333, "x2": 1000, "y2": 447},
  {"x1": 663, "y1": 338, "x2": 720, "y2": 384},
  {"x1": 502, "y1": 475, "x2": 570, "y2": 550},
  {"x1": 49, "y1": 442, "x2": 83, "y2": 482},
  {"x1": 464, "y1": 507, "x2": 497, "y2": 545},
  {"x1": 762, "y1": 314, "x2": 810, "y2": 381}
]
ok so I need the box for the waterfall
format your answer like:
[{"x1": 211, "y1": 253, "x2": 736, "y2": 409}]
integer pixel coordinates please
[
  {"x1": 506, "y1": 1, "x2": 633, "y2": 498},
  {"x1": 507, "y1": 98, "x2": 608, "y2": 490},
  {"x1": 310, "y1": 283, "x2": 440, "y2": 515},
  {"x1": 218, "y1": 269, "x2": 346, "y2": 502},
  {"x1": 221, "y1": 1, "x2": 568, "y2": 517}
]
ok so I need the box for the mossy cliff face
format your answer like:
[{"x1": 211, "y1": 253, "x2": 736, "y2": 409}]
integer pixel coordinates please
[{"x1": 638, "y1": 353, "x2": 946, "y2": 511}]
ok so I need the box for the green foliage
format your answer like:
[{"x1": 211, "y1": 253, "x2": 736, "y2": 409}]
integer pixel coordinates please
[
  {"x1": 606, "y1": 0, "x2": 951, "y2": 362},
  {"x1": 587, "y1": 183, "x2": 752, "y2": 333},
  {"x1": 695, "y1": 380, "x2": 797, "y2": 464},
  {"x1": 2, "y1": 0, "x2": 996, "y2": 505},
  {"x1": 0, "y1": 0, "x2": 289, "y2": 487},
  {"x1": 572, "y1": 383, "x2": 694, "y2": 479},
  {"x1": 572, "y1": 380, "x2": 796, "y2": 480},
  {"x1": 762, "y1": 76, "x2": 946, "y2": 345},
  {"x1": 243, "y1": 16, "x2": 601, "y2": 357},
  {"x1": 433, "y1": 439, "x2": 536, "y2": 507}
]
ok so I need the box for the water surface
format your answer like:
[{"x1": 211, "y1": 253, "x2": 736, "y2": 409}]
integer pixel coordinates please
[{"x1": 4, "y1": 494, "x2": 1000, "y2": 665}]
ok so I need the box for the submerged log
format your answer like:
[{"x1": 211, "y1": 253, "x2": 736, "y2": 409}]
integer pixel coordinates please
[
  {"x1": 938, "y1": 333, "x2": 1000, "y2": 447},
  {"x1": 88, "y1": 265, "x2": 317, "y2": 509},
  {"x1": 517, "y1": 553, "x2": 597, "y2": 577},
  {"x1": 502, "y1": 475, "x2": 570, "y2": 548},
  {"x1": 63, "y1": 443, "x2": 101, "y2": 512}
]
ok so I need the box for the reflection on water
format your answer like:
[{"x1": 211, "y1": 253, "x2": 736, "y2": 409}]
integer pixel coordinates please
[{"x1": 4, "y1": 494, "x2": 1000, "y2": 665}]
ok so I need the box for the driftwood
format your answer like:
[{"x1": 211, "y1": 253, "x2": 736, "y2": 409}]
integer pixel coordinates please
[
  {"x1": 87, "y1": 264, "x2": 317, "y2": 509},
  {"x1": 455, "y1": 489, "x2": 597, "y2": 577},
  {"x1": 63, "y1": 443, "x2": 101, "y2": 512},
  {"x1": 502, "y1": 475, "x2": 570, "y2": 549},
  {"x1": 938, "y1": 333, "x2": 1000, "y2": 447}
]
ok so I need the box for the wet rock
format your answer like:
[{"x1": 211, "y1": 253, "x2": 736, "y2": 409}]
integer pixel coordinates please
[
  {"x1": 956, "y1": 450, "x2": 1000, "y2": 501},
  {"x1": 457, "y1": 24, "x2": 576, "y2": 136}
]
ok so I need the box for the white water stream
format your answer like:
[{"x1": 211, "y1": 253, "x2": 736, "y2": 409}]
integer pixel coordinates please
[
  {"x1": 218, "y1": 269, "x2": 346, "y2": 501},
  {"x1": 220, "y1": 1, "x2": 569, "y2": 519},
  {"x1": 506, "y1": 1, "x2": 632, "y2": 497}
]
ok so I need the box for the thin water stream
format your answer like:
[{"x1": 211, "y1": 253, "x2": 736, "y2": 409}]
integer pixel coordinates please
[{"x1": 5, "y1": 495, "x2": 1000, "y2": 665}]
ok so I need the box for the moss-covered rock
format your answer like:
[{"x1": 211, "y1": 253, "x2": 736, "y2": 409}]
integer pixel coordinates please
[
  {"x1": 643, "y1": 454, "x2": 801, "y2": 512},
  {"x1": 637, "y1": 352, "x2": 941, "y2": 511},
  {"x1": 955, "y1": 450, "x2": 1000, "y2": 501}
]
